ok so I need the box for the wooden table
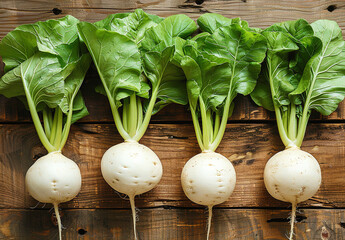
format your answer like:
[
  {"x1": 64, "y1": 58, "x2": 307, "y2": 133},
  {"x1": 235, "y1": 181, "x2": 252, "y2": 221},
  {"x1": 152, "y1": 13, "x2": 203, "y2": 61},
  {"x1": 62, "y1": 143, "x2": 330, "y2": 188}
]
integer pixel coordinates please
[{"x1": 1, "y1": 0, "x2": 345, "y2": 239}]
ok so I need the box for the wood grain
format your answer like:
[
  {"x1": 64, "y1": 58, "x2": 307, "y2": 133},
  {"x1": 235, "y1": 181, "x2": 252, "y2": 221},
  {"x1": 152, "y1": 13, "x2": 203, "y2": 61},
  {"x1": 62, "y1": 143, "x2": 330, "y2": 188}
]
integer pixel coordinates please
[
  {"x1": 1, "y1": 0, "x2": 345, "y2": 31},
  {"x1": 0, "y1": 208, "x2": 344, "y2": 240},
  {"x1": 1, "y1": 123, "x2": 345, "y2": 209}
]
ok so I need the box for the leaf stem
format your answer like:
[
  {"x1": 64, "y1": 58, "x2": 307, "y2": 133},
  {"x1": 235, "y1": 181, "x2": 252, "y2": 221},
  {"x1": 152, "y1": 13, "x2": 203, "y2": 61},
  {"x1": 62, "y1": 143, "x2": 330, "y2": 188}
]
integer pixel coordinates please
[
  {"x1": 109, "y1": 99, "x2": 130, "y2": 141},
  {"x1": 267, "y1": 59, "x2": 296, "y2": 148},
  {"x1": 50, "y1": 109, "x2": 58, "y2": 144},
  {"x1": 295, "y1": 56, "x2": 323, "y2": 147},
  {"x1": 190, "y1": 104, "x2": 204, "y2": 151},
  {"x1": 199, "y1": 97, "x2": 210, "y2": 150},
  {"x1": 274, "y1": 106, "x2": 295, "y2": 148},
  {"x1": 133, "y1": 86, "x2": 159, "y2": 142},
  {"x1": 295, "y1": 109, "x2": 310, "y2": 148},
  {"x1": 282, "y1": 108, "x2": 288, "y2": 134},
  {"x1": 213, "y1": 112, "x2": 220, "y2": 140},
  {"x1": 24, "y1": 100, "x2": 55, "y2": 152},
  {"x1": 122, "y1": 98, "x2": 129, "y2": 133},
  {"x1": 53, "y1": 108, "x2": 63, "y2": 148},
  {"x1": 42, "y1": 108, "x2": 51, "y2": 140},
  {"x1": 209, "y1": 96, "x2": 231, "y2": 152},
  {"x1": 288, "y1": 102, "x2": 297, "y2": 141},
  {"x1": 59, "y1": 103, "x2": 73, "y2": 151},
  {"x1": 206, "y1": 109, "x2": 213, "y2": 144},
  {"x1": 137, "y1": 97, "x2": 143, "y2": 131},
  {"x1": 128, "y1": 93, "x2": 138, "y2": 138}
]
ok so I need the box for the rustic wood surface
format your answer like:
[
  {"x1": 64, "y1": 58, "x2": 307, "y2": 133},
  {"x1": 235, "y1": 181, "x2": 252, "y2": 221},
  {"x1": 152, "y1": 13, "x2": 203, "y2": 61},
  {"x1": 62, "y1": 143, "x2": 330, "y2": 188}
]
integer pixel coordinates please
[
  {"x1": 1, "y1": 0, "x2": 345, "y2": 239},
  {"x1": 1, "y1": 123, "x2": 345, "y2": 210},
  {"x1": 1, "y1": 208, "x2": 344, "y2": 240}
]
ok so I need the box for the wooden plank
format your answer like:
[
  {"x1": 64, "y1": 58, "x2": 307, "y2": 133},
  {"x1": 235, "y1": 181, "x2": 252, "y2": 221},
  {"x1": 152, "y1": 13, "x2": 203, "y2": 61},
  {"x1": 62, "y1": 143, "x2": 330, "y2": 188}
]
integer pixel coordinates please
[
  {"x1": 1, "y1": 0, "x2": 345, "y2": 35},
  {"x1": 1, "y1": 123, "x2": 345, "y2": 209},
  {"x1": 0, "y1": 208, "x2": 344, "y2": 239}
]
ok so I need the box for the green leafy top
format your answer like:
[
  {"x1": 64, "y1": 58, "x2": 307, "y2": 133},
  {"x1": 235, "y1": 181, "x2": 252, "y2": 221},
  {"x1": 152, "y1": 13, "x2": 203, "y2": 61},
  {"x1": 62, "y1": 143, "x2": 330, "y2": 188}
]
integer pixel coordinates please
[
  {"x1": 0, "y1": 15, "x2": 91, "y2": 152},
  {"x1": 78, "y1": 9, "x2": 197, "y2": 142},
  {"x1": 181, "y1": 14, "x2": 267, "y2": 152},
  {"x1": 251, "y1": 19, "x2": 345, "y2": 148}
]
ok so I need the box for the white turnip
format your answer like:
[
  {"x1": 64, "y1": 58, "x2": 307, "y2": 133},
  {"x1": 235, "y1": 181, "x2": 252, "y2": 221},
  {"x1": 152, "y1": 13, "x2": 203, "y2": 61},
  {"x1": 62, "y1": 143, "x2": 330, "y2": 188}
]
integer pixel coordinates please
[
  {"x1": 101, "y1": 141, "x2": 163, "y2": 238},
  {"x1": 78, "y1": 11, "x2": 198, "y2": 239},
  {"x1": 251, "y1": 19, "x2": 345, "y2": 239},
  {"x1": 181, "y1": 151, "x2": 236, "y2": 240},
  {"x1": 0, "y1": 15, "x2": 91, "y2": 240},
  {"x1": 264, "y1": 147, "x2": 321, "y2": 239},
  {"x1": 26, "y1": 151, "x2": 82, "y2": 240},
  {"x1": 180, "y1": 14, "x2": 266, "y2": 239}
]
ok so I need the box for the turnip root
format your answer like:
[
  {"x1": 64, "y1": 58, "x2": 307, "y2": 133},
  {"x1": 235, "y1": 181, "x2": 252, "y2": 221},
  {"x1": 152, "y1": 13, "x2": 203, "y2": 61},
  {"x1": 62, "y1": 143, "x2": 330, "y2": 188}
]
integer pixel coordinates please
[
  {"x1": 101, "y1": 141, "x2": 163, "y2": 239},
  {"x1": 264, "y1": 147, "x2": 321, "y2": 239},
  {"x1": 181, "y1": 152, "x2": 236, "y2": 240},
  {"x1": 179, "y1": 14, "x2": 266, "y2": 238},
  {"x1": 264, "y1": 147, "x2": 321, "y2": 204},
  {"x1": 78, "y1": 11, "x2": 198, "y2": 239},
  {"x1": 26, "y1": 151, "x2": 82, "y2": 240},
  {"x1": 0, "y1": 14, "x2": 91, "y2": 240},
  {"x1": 249, "y1": 18, "x2": 345, "y2": 239}
]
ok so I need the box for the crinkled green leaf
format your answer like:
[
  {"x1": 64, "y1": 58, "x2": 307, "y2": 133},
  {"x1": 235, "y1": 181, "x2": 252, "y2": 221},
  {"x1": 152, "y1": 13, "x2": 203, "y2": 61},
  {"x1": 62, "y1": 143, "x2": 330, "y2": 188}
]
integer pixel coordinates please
[
  {"x1": 95, "y1": 9, "x2": 162, "y2": 43},
  {"x1": 270, "y1": 19, "x2": 319, "y2": 77},
  {"x1": 70, "y1": 92, "x2": 89, "y2": 123},
  {"x1": 150, "y1": 62, "x2": 188, "y2": 114},
  {"x1": 197, "y1": 13, "x2": 253, "y2": 34},
  {"x1": 201, "y1": 23, "x2": 267, "y2": 100},
  {"x1": 270, "y1": 19, "x2": 313, "y2": 41},
  {"x1": 197, "y1": 13, "x2": 233, "y2": 34},
  {"x1": 142, "y1": 47, "x2": 174, "y2": 89},
  {"x1": 15, "y1": 15, "x2": 80, "y2": 64},
  {"x1": 59, "y1": 53, "x2": 91, "y2": 122},
  {"x1": 0, "y1": 15, "x2": 80, "y2": 72},
  {"x1": 291, "y1": 20, "x2": 345, "y2": 115},
  {"x1": 0, "y1": 52, "x2": 66, "y2": 109},
  {"x1": 251, "y1": 28, "x2": 299, "y2": 110},
  {"x1": 78, "y1": 22, "x2": 142, "y2": 106},
  {"x1": 94, "y1": 12, "x2": 130, "y2": 29},
  {"x1": 181, "y1": 45, "x2": 231, "y2": 112},
  {"x1": 0, "y1": 15, "x2": 87, "y2": 110},
  {"x1": 140, "y1": 14, "x2": 197, "y2": 52},
  {"x1": 0, "y1": 63, "x2": 24, "y2": 98},
  {"x1": 250, "y1": 62, "x2": 275, "y2": 111},
  {"x1": 0, "y1": 30, "x2": 37, "y2": 72},
  {"x1": 139, "y1": 14, "x2": 196, "y2": 113}
]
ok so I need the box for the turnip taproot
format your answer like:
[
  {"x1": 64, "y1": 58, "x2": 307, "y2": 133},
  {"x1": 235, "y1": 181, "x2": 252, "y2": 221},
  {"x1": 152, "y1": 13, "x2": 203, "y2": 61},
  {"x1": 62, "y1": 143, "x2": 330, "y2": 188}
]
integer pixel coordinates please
[
  {"x1": 78, "y1": 10, "x2": 197, "y2": 239},
  {"x1": 180, "y1": 13, "x2": 267, "y2": 239},
  {"x1": 251, "y1": 19, "x2": 345, "y2": 239},
  {"x1": 0, "y1": 16, "x2": 91, "y2": 240},
  {"x1": 26, "y1": 152, "x2": 82, "y2": 239}
]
